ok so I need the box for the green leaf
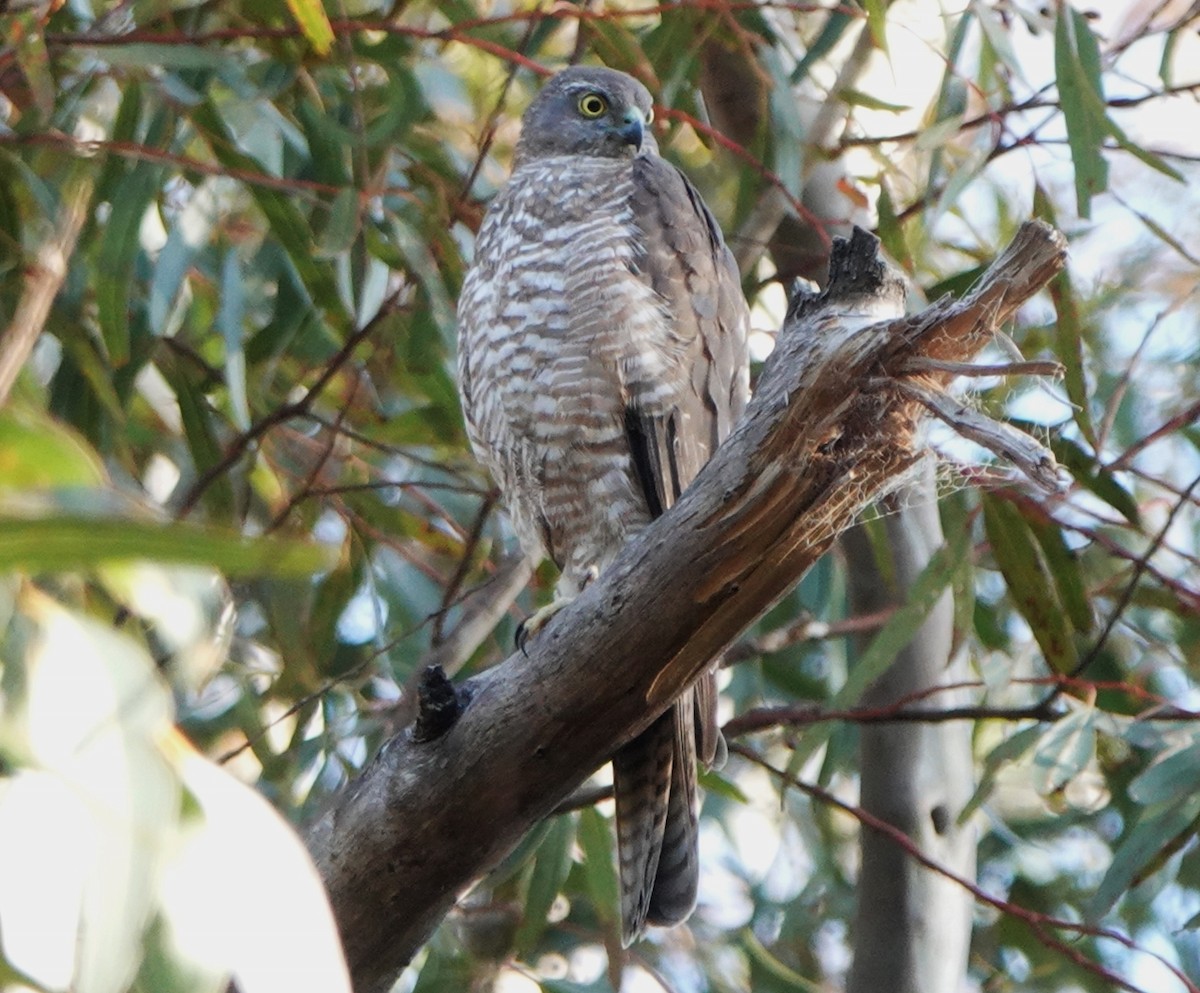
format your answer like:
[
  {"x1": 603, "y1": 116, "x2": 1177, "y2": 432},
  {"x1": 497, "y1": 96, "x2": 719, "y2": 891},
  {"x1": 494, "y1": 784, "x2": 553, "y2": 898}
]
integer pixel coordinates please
[
  {"x1": 96, "y1": 167, "x2": 160, "y2": 367},
  {"x1": 188, "y1": 100, "x2": 350, "y2": 337},
  {"x1": 861, "y1": 0, "x2": 889, "y2": 54},
  {"x1": 316, "y1": 188, "x2": 361, "y2": 260},
  {"x1": 789, "y1": 523, "x2": 970, "y2": 771},
  {"x1": 698, "y1": 768, "x2": 749, "y2": 803},
  {"x1": 217, "y1": 249, "x2": 250, "y2": 431},
  {"x1": 1030, "y1": 705, "x2": 1095, "y2": 795},
  {"x1": 742, "y1": 928, "x2": 824, "y2": 991},
  {"x1": 791, "y1": 10, "x2": 855, "y2": 83},
  {"x1": 834, "y1": 522, "x2": 970, "y2": 706},
  {"x1": 1054, "y1": 8, "x2": 1109, "y2": 218},
  {"x1": 971, "y1": 0, "x2": 1028, "y2": 85},
  {"x1": 0, "y1": 514, "x2": 336, "y2": 576},
  {"x1": 577, "y1": 808, "x2": 619, "y2": 929},
  {"x1": 982, "y1": 493, "x2": 1078, "y2": 674},
  {"x1": 1129, "y1": 740, "x2": 1200, "y2": 806},
  {"x1": 1088, "y1": 793, "x2": 1200, "y2": 919},
  {"x1": 1049, "y1": 435, "x2": 1139, "y2": 525},
  {"x1": 1024, "y1": 513, "x2": 1092, "y2": 634},
  {"x1": 875, "y1": 183, "x2": 912, "y2": 272},
  {"x1": 0, "y1": 409, "x2": 105, "y2": 488},
  {"x1": 285, "y1": 0, "x2": 335, "y2": 55},
  {"x1": 159, "y1": 357, "x2": 235, "y2": 519},
  {"x1": 838, "y1": 89, "x2": 909, "y2": 112},
  {"x1": 960, "y1": 724, "x2": 1043, "y2": 822},
  {"x1": 515, "y1": 814, "x2": 575, "y2": 956}
]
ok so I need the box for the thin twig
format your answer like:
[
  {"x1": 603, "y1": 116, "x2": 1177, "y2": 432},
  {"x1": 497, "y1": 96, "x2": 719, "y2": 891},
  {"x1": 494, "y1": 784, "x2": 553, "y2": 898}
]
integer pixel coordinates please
[
  {"x1": 0, "y1": 175, "x2": 92, "y2": 405},
  {"x1": 731, "y1": 743, "x2": 1198, "y2": 993}
]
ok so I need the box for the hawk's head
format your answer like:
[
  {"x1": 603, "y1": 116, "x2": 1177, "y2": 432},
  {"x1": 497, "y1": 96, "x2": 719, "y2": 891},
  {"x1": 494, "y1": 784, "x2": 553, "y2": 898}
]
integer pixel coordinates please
[{"x1": 515, "y1": 66, "x2": 658, "y2": 164}]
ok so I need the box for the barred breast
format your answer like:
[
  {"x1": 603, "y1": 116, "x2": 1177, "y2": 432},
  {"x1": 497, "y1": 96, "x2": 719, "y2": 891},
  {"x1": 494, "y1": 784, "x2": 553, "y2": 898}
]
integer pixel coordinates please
[{"x1": 458, "y1": 155, "x2": 687, "y2": 592}]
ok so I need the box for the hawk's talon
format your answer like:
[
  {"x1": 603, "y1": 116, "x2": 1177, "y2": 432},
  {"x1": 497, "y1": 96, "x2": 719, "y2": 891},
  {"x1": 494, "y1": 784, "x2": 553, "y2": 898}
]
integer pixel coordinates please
[{"x1": 515, "y1": 594, "x2": 577, "y2": 654}]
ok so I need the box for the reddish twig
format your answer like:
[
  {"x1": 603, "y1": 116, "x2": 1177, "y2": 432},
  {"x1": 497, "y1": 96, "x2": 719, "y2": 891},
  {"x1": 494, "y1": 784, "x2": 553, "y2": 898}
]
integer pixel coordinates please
[{"x1": 731, "y1": 743, "x2": 1200, "y2": 993}]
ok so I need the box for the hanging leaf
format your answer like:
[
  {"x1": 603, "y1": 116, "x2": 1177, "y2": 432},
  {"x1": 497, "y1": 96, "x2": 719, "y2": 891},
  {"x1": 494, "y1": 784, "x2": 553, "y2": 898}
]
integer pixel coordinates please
[{"x1": 983, "y1": 493, "x2": 1078, "y2": 674}]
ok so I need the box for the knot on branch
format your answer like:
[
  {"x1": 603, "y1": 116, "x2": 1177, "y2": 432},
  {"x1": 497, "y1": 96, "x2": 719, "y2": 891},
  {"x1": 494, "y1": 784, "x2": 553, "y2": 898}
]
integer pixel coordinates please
[
  {"x1": 410, "y1": 665, "x2": 462, "y2": 743},
  {"x1": 785, "y1": 226, "x2": 908, "y2": 326}
]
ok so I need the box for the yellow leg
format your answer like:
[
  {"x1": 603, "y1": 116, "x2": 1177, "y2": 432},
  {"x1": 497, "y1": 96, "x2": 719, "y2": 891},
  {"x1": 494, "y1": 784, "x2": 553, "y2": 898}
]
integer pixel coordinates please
[{"x1": 516, "y1": 565, "x2": 599, "y2": 653}]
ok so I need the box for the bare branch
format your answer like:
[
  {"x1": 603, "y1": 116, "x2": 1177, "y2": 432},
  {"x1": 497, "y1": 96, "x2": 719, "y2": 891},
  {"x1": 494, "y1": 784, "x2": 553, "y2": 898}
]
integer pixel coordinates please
[
  {"x1": 0, "y1": 175, "x2": 92, "y2": 405},
  {"x1": 305, "y1": 222, "x2": 1068, "y2": 993}
]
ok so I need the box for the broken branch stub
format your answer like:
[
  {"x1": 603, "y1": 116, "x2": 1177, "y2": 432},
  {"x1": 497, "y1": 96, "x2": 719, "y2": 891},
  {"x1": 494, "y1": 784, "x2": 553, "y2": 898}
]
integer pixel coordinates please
[{"x1": 306, "y1": 220, "x2": 1068, "y2": 993}]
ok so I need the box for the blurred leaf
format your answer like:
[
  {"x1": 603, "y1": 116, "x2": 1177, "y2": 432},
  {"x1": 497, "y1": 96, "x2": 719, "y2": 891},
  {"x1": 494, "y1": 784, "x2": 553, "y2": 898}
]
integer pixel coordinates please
[
  {"x1": 217, "y1": 249, "x2": 250, "y2": 431},
  {"x1": 742, "y1": 928, "x2": 823, "y2": 991},
  {"x1": 982, "y1": 494, "x2": 1078, "y2": 674},
  {"x1": 839, "y1": 89, "x2": 909, "y2": 112},
  {"x1": 1054, "y1": 8, "x2": 1109, "y2": 218},
  {"x1": 1088, "y1": 792, "x2": 1200, "y2": 920},
  {"x1": 159, "y1": 357, "x2": 236, "y2": 519},
  {"x1": 1046, "y1": 261, "x2": 1094, "y2": 443},
  {"x1": 699, "y1": 767, "x2": 749, "y2": 803},
  {"x1": 0, "y1": 408, "x2": 105, "y2": 488},
  {"x1": 1049, "y1": 435, "x2": 1139, "y2": 525},
  {"x1": 1024, "y1": 512, "x2": 1092, "y2": 634},
  {"x1": 316, "y1": 188, "x2": 361, "y2": 260},
  {"x1": 0, "y1": 513, "x2": 336, "y2": 576},
  {"x1": 971, "y1": 0, "x2": 1028, "y2": 85},
  {"x1": 285, "y1": 0, "x2": 335, "y2": 55},
  {"x1": 864, "y1": 0, "x2": 892, "y2": 53},
  {"x1": 1129, "y1": 740, "x2": 1200, "y2": 806},
  {"x1": 161, "y1": 730, "x2": 351, "y2": 992},
  {"x1": 790, "y1": 523, "x2": 970, "y2": 771},
  {"x1": 0, "y1": 588, "x2": 179, "y2": 993},
  {"x1": 515, "y1": 813, "x2": 575, "y2": 957},
  {"x1": 1030, "y1": 704, "x2": 1095, "y2": 795},
  {"x1": 577, "y1": 807, "x2": 619, "y2": 930},
  {"x1": 10, "y1": 13, "x2": 54, "y2": 120},
  {"x1": 791, "y1": 10, "x2": 855, "y2": 83},
  {"x1": 961, "y1": 724, "x2": 1043, "y2": 822},
  {"x1": 188, "y1": 100, "x2": 350, "y2": 337},
  {"x1": 875, "y1": 183, "x2": 912, "y2": 272},
  {"x1": 96, "y1": 166, "x2": 160, "y2": 368}
]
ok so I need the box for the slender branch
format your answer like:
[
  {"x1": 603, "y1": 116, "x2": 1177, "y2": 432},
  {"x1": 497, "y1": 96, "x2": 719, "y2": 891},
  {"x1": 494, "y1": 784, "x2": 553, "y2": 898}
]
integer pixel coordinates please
[
  {"x1": 305, "y1": 222, "x2": 1068, "y2": 992},
  {"x1": 174, "y1": 297, "x2": 402, "y2": 518},
  {"x1": 0, "y1": 174, "x2": 92, "y2": 405},
  {"x1": 1038, "y1": 469, "x2": 1200, "y2": 712},
  {"x1": 731, "y1": 743, "x2": 1199, "y2": 993}
]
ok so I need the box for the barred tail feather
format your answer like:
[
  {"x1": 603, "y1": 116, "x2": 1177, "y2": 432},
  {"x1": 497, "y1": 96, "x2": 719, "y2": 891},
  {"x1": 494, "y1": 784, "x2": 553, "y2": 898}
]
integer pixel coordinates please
[
  {"x1": 613, "y1": 709, "x2": 675, "y2": 947},
  {"x1": 647, "y1": 693, "x2": 700, "y2": 927}
]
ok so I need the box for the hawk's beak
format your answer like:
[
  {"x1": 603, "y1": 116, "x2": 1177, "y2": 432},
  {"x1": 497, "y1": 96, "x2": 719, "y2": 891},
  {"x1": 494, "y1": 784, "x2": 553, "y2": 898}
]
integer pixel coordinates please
[{"x1": 618, "y1": 108, "x2": 645, "y2": 150}]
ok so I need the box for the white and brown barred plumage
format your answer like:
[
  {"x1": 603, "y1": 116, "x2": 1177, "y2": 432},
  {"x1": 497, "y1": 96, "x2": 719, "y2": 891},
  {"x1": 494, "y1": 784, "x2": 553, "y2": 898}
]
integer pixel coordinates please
[{"x1": 457, "y1": 66, "x2": 750, "y2": 945}]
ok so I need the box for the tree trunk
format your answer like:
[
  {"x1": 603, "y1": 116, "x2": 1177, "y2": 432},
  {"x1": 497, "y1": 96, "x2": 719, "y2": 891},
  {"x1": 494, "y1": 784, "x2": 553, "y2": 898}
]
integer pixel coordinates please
[{"x1": 844, "y1": 467, "x2": 977, "y2": 993}]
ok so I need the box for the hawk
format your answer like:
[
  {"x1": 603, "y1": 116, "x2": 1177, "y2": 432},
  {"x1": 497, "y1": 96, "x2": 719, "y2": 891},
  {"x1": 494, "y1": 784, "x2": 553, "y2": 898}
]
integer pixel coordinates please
[{"x1": 457, "y1": 65, "x2": 750, "y2": 946}]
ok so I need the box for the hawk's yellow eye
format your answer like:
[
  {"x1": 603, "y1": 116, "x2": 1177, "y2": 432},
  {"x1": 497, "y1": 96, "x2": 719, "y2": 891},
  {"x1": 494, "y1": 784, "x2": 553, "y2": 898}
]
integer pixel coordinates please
[
  {"x1": 645, "y1": 108, "x2": 654, "y2": 124},
  {"x1": 578, "y1": 93, "x2": 608, "y2": 118}
]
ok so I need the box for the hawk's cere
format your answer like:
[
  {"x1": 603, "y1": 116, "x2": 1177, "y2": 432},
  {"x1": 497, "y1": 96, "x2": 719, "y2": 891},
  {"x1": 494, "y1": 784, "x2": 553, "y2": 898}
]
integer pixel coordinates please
[{"x1": 457, "y1": 65, "x2": 751, "y2": 946}]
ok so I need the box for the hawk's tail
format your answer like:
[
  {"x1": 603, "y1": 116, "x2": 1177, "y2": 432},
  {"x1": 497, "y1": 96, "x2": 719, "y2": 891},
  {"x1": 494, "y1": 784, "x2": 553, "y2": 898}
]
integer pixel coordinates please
[{"x1": 614, "y1": 689, "x2": 701, "y2": 947}]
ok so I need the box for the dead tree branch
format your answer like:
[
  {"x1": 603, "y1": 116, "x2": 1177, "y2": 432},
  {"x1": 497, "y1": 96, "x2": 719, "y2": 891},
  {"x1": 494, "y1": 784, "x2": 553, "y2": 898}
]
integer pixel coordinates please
[{"x1": 305, "y1": 221, "x2": 1068, "y2": 993}]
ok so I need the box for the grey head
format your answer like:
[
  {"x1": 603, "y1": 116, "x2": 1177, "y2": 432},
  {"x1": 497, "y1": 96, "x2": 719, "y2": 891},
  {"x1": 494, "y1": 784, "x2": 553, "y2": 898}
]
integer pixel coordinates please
[{"x1": 514, "y1": 66, "x2": 658, "y2": 165}]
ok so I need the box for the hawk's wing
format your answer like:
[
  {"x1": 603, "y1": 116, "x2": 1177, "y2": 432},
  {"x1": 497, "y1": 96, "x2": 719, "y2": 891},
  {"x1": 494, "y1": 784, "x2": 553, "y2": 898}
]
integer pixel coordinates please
[
  {"x1": 613, "y1": 153, "x2": 750, "y2": 945},
  {"x1": 626, "y1": 154, "x2": 750, "y2": 513}
]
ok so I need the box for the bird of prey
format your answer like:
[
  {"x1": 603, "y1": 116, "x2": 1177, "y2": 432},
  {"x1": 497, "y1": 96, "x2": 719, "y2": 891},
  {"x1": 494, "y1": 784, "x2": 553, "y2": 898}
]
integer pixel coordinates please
[{"x1": 457, "y1": 65, "x2": 750, "y2": 946}]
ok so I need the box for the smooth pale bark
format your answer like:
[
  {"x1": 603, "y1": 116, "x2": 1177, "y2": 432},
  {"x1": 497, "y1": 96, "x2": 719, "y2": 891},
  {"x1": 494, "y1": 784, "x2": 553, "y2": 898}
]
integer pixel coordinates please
[
  {"x1": 305, "y1": 223, "x2": 1066, "y2": 993},
  {"x1": 844, "y1": 467, "x2": 977, "y2": 993}
]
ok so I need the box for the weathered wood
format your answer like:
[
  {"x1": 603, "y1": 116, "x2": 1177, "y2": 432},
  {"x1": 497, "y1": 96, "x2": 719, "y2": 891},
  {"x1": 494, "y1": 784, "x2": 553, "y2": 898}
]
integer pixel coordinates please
[{"x1": 305, "y1": 221, "x2": 1068, "y2": 993}]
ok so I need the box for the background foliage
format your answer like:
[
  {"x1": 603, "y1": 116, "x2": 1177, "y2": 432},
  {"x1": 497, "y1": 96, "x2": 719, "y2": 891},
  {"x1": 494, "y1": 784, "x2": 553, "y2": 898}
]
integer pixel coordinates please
[{"x1": 1, "y1": 0, "x2": 1198, "y2": 991}]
